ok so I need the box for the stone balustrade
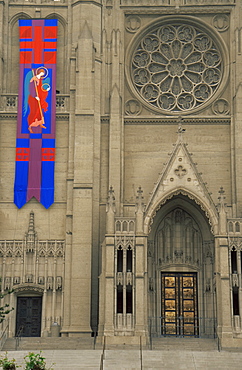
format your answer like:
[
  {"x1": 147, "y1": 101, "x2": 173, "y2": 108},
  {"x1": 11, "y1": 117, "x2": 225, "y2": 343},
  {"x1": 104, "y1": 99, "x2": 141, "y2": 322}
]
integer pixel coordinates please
[{"x1": 0, "y1": 94, "x2": 69, "y2": 113}]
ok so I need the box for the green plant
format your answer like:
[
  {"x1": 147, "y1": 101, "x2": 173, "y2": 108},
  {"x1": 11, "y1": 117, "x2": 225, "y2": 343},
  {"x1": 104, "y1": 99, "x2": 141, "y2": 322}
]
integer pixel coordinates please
[
  {"x1": 0, "y1": 352, "x2": 19, "y2": 370},
  {"x1": 24, "y1": 352, "x2": 54, "y2": 370},
  {"x1": 0, "y1": 288, "x2": 14, "y2": 323}
]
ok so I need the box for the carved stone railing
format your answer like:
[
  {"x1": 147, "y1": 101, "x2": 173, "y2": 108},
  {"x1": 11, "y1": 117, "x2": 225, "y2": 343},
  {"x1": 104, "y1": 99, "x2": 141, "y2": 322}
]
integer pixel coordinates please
[
  {"x1": 56, "y1": 95, "x2": 69, "y2": 112},
  {"x1": 0, "y1": 94, "x2": 69, "y2": 113},
  {"x1": 1, "y1": 94, "x2": 18, "y2": 111}
]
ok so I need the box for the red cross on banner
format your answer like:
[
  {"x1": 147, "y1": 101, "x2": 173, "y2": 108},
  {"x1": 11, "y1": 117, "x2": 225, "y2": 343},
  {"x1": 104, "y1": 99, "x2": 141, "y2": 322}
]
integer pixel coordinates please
[
  {"x1": 16, "y1": 148, "x2": 30, "y2": 161},
  {"x1": 42, "y1": 148, "x2": 55, "y2": 161},
  {"x1": 20, "y1": 23, "x2": 57, "y2": 64}
]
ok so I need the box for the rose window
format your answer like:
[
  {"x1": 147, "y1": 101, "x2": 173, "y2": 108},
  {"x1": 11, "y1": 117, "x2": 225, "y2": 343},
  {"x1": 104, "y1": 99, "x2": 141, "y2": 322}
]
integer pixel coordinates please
[{"x1": 129, "y1": 21, "x2": 225, "y2": 114}]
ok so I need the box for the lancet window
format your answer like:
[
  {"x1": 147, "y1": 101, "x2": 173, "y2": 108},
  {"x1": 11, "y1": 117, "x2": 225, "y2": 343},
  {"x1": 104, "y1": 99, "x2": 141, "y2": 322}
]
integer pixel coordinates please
[{"x1": 115, "y1": 236, "x2": 135, "y2": 329}]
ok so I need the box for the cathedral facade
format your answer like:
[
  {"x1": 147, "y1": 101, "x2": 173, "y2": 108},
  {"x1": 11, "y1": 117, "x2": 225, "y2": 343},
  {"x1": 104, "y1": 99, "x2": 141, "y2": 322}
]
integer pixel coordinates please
[{"x1": 0, "y1": 0, "x2": 242, "y2": 350}]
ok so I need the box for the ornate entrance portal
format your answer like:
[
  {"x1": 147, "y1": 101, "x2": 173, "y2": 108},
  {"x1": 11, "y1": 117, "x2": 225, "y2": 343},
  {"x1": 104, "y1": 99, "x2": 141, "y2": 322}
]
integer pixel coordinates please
[
  {"x1": 148, "y1": 195, "x2": 216, "y2": 338},
  {"x1": 161, "y1": 272, "x2": 199, "y2": 336}
]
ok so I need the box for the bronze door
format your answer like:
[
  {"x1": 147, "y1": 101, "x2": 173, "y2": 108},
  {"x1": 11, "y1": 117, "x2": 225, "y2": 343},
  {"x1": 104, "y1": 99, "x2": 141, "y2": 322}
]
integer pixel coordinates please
[
  {"x1": 16, "y1": 297, "x2": 42, "y2": 337},
  {"x1": 161, "y1": 272, "x2": 199, "y2": 336}
]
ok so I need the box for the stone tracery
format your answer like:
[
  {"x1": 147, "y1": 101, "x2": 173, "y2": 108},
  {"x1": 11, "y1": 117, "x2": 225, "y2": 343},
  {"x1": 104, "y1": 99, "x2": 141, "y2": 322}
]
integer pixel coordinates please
[{"x1": 131, "y1": 22, "x2": 224, "y2": 113}]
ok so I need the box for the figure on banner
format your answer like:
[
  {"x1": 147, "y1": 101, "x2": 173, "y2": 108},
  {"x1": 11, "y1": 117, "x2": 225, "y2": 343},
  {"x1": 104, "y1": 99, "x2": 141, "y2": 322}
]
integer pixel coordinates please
[{"x1": 23, "y1": 67, "x2": 50, "y2": 133}]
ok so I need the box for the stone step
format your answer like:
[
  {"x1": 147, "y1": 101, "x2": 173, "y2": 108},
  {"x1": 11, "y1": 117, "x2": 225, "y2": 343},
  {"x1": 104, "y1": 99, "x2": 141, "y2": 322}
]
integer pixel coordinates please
[
  {"x1": 2, "y1": 337, "x2": 96, "y2": 351},
  {"x1": 0, "y1": 350, "x2": 102, "y2": 370},
  {"x1": 151, "y1": 336, "x2": 218, "y2": 351},
  {"x1": 1, "y1": 348, "x2": 242, "y2": 369}
]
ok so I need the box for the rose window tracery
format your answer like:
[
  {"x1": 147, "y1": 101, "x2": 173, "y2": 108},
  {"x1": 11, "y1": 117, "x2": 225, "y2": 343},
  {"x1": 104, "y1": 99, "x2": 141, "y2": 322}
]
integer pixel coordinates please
[{"x1": 129, "y1": 21, "x2": 226, "y2": 114}]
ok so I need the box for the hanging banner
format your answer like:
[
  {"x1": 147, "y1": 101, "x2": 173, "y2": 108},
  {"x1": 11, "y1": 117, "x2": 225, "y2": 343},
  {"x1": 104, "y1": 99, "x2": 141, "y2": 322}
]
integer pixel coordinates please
[{"x1": 14, "y1": 19, "x2": 58, "y2": 209}]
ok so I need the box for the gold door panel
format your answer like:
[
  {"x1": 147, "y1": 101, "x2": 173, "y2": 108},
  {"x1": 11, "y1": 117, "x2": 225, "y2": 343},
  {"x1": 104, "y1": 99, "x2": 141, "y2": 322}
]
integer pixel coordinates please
[{"x1": 161, "y1": 272, "x2": 199, "y2": 336}]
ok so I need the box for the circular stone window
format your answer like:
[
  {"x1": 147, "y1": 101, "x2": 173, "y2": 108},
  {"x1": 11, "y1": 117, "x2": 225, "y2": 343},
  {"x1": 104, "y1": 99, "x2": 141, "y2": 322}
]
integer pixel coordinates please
[{"x1": 126, "y1": 16, "x2": 229, "y2": 115}]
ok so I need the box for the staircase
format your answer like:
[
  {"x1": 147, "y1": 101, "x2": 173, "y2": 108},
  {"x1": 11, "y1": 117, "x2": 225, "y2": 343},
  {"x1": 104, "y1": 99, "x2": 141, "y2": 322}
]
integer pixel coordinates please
[
  {"x1": 2, "y1": 336, "x2": 97, "y2": 351},
  {"x1": 151, "y1": 336, "x2": 218, "y2": 351},
  {"x1": 1, "y1": 337, "x2": 242, "y2": 369}
]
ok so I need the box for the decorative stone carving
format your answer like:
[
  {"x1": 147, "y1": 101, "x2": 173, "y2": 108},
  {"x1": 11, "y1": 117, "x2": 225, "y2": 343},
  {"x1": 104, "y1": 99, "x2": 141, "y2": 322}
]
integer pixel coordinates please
[
  {"x1": 56, "y1": 276, "x2": 62, "y2": 290},
  {"x1": 149, "y1": 277, "x2": 154, "y2": 292},
  {"x1": 148, "y1": 240, "x2": 154, "y2": 258},
  {"x1": 125, "y1": 16, "x2": 141, "y2": 33},
  {"x1": 6, "y1": 96, "x2": 17, "y2": 107},
  {"x1": 174, "y1": 165, "x2": 187, "y2": 178},
  {"x1": 126, "y1": 16, "x2": 228, "y2": 115},
  {"x1": 117, "y1": 272, "x2": 123, "y2": 285},
  {"x1": 38, "y1": 276, "x2": 45, "y2": 285},
  {"x1": 157, "y1": 208, "x2": 203, "y2": 267},
  {"x1": 13, "y1": 277, "x2": 20, "y2": 285},
  {"x1": 25, "y1": 211, "x2": 37, "y2": 252},
  {"x1": 213, "y1": 15, "x2": 229, "y2": 32},
  {"x1": 25, "y1": 274, "x2": 33, "y2": 283},
  {"x1": 56, "y1": 96, "x2": 65, "y2": 108},
  {"x1": 4, "y1": 277, "x2": 11, "y2": 290},
  {"x1": 232, "y1": 273, "x2": 239, "y2": 287},
  {"x1": 126, "y1": 272, "x2": 133, "y2": 285},
  {"x1": 47, "y1": 276, "x2": 53, "y2": 290},
  {"x1": 205, "y1": 278, "x2": 211, "y2": 292},
  {"x1": 125, "y1": 99, "x2": 142, "y2": 115},
  {"x1": 174, "y1": 250, "x2": 183, "y2": 259},
  {"x1": 212, "y1": 98, "x2": 230, "y2": 115}
]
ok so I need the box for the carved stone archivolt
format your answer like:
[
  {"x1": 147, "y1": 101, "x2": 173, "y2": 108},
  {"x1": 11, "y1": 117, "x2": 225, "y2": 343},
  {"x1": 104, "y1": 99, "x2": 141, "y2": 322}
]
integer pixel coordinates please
[{"x1": 126, "y1": 16, "x2": 229, "y2": 115}]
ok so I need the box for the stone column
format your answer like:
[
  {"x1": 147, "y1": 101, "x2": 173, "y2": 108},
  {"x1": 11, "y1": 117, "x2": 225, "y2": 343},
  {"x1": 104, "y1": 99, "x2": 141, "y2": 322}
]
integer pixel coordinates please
[
  {"x1": 216, "y1": 188, "x2": 233, "y2": 347},
  {"x1": 135, "y1": 187, "x2": 147, "y2": 338}
]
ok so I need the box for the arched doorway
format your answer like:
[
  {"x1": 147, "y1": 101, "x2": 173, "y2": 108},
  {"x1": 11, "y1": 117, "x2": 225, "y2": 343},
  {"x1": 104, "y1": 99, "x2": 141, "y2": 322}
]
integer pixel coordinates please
[{"x1": 148, "y1": 195, "x2": 216, "y2": 338}]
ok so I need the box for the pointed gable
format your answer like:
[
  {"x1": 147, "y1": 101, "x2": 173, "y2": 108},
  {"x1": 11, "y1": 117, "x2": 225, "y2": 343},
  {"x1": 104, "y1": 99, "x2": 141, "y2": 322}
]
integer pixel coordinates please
[{"x1": 145, "y1": 129, "x2": 218, "y2": 231}]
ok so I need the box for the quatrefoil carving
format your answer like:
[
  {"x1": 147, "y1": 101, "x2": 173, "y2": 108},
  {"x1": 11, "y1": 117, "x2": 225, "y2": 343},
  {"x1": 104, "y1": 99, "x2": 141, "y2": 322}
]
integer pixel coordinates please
[{"x1": 174, "y1": 165, "x2": 187, "y2": 178}]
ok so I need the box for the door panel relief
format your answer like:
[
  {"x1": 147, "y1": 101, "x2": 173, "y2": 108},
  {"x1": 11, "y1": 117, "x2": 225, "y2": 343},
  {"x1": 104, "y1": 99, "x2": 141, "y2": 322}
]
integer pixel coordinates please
[{"x1": 161, "y1": 272, "x2": 199, "y2": 336}]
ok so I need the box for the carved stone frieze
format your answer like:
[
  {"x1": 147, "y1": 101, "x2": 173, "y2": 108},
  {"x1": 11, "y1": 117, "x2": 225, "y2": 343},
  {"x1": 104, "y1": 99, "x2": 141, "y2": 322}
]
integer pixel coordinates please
[
  {"x1": 125, "y1": 117, "x2": 231, "y2": 125},
  {"x1": 14, "y1": 284, "x2": 44, "y2": 293}
]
